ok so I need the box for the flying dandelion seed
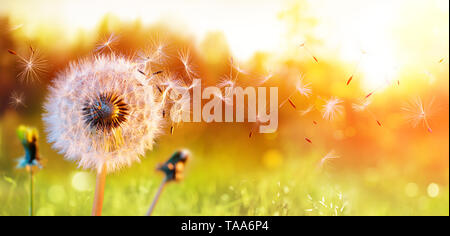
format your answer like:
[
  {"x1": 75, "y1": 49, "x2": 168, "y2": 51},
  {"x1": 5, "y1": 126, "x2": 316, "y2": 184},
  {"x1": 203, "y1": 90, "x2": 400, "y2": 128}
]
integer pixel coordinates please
[
  {"x1": 8, "y1": 47, "x2": 47, "y2": 83},
  {"x1": 218, "y1": 75, "x2": 237, "y2": 88},
  {"x1": 137, "y1": 39, "x2": 168, "y2": 66},
  {"x1": 352, "y1": 99, "x2": 382, "y2": 127},
  {"x1": 95, "y1": 33, "x2": 119, "y2": 54},
  {"x1": 402, "y1": 97, "x2": 434, "y2": 133},
  {"x1": 299, "y1": 42, "x2": 318, "y2": 63},
  {"x1": 287, "y1": 98, "x2": 297, "y2": 109},
  {"x1": 319, "y1": 150, "x2": 340, "y2": 169},
  {"x1": 9, "y1": 91, "x2": 27, "y2": 108},
  {"x1": 438, "y1": 58, "x2": 444, "y2": 63},
  {"x1": 230, "y1": 57, "x2": 248, "y2": 75},
  {"x1": 43, "y1": 55, "x2": 163, "y2": 173},
  {"x1": 178, "y1": 49, "x2": 197, "y2": 79},
  {"x1": 295, "y1": 75, "x2": 312, "y2": 97},
  {"x1": 9, "y1": 24, "x2": 23, "y2": 31},
  {"x1": 305, "y1": 137, "x2": 312, "y2": 144},
  {"x1": 299, "y1": 104, "x2": 314, "y2": 116},
  {"x1": 258, "y1": 71, "x2": 273, "y2": 85},
  {"x1": 321, "y1": 97, "x2": 344, "y2": 120},
  {"x1": 346, "y1": 50, "x2": 366, "y2": 86}
]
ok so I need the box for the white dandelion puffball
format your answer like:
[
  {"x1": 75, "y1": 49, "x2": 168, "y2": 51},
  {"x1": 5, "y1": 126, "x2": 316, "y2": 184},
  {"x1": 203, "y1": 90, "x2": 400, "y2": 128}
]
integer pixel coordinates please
[{"x1": 43, "y1": 55, "x2": 163, "y2": 173}]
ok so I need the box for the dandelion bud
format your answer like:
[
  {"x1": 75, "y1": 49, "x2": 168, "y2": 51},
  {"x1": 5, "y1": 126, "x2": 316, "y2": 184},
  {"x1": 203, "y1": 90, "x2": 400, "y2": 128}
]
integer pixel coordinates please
[
  {"x1": 16, "y1": 125, "x2": 41, "y2": 169},
  {"x1": 157, "y1": 150, "x2": 190, "y2": 181}
]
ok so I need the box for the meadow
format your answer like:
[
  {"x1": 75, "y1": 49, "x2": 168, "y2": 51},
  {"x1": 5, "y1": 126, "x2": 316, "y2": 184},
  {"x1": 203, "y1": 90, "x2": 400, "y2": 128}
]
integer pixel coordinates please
[{"x1": 0, "y1": 0, "x2": 449, "y2": 216}]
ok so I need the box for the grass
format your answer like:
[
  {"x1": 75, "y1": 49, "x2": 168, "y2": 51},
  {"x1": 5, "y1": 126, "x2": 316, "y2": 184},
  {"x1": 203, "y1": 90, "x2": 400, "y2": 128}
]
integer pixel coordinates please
[{"x1": 0, "y1": 153, "x2": 448, "y2": 216}]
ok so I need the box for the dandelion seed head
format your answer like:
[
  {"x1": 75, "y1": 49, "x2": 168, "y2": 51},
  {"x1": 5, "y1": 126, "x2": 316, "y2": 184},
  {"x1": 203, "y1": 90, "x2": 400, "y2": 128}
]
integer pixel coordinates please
[
  {"x1": 321, "y1": 97, "x2": 344, "y2": 120},
  {"x1": 43, "y1": 55, "x2": 163, "y2": 173}
]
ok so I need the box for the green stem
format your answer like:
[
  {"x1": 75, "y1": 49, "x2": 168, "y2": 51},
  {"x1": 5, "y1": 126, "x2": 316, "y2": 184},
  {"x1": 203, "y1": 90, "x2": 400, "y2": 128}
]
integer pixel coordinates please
[
  {"x1": 146, "y1": 177, "x2": 167, "y2": 216},
  {"x1": 29, "y1": 168, "x2": 34, "y2": 216}
]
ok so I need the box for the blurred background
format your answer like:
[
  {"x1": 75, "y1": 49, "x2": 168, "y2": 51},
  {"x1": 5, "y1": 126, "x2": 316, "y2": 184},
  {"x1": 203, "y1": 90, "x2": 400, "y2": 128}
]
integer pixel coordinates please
[{"x1": 0, "y1": 0, "x2": 448, "y2": 215}]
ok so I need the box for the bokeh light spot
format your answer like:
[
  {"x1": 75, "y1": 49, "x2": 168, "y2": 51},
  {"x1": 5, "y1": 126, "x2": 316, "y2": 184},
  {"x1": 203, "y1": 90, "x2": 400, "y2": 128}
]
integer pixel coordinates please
[
  {"x1": 71, "y1": 172, "x2": 93, "y2": 192},
  {"x1": 427, "y1": 183, "x2": 439, "y2": 198}
]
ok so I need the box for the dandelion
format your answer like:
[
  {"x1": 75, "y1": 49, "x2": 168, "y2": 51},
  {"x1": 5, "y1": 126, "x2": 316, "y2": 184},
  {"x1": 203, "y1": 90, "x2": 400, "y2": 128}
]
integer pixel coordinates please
[
  {"x1": 95, "y1": 33, "x2": 119, "y2": 53},
  {"x1": 9, "y1": 91, "x2": 26, "y2": 108},
  {"x1": 318, "y1": 150, "x2": 340, "y2": 169},
  {"x1": 16, "y1": 125, "x2": 42, "y2": 216},
  {"x1": 43, "y1": 55, "x2": 163, "y2": 215},
  {"x1": 8, "y1": 47, "x2": 47, "y2": 83},
  {"x1": 321, "y1": 97, "x2": 344, "y2": 120},
  {"x1": 402, "y1": 97, "x2": 434, "y2": 133},
  {"x1": 146, "y1": 150, "x2": 190, "y2": 216}
]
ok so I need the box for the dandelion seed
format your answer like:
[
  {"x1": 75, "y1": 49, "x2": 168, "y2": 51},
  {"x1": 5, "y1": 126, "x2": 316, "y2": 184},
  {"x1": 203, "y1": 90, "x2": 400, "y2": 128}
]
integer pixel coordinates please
[
  {"x1": 8, "y1": 49, "x2": 17, "y2": 55},
  {"x1": 296, "y1": 75, "x2": 312, "y2": 97},
  {"x1": 299, "y1": 42, "x2": 318, "y2": 63},
  {"x1": 319, "y1": 150, "x2": 340, "y2": 169},
  {"x1": 230, "y1": 57, "x2": 248, "y2": 75},
  {"x1": 438, "y1": 58, "x2": 444, "y2": 63},
  {"x1": 352, "y1": 99, "x2": 382, "y2": 127},
  {"x1": 376, "y1": 120, "x2": 382, "y2": 127},
  {"x1": 313, "y1": 120, "x2": 317, "y2": 125},
  {"x1": 321, "y1": 97, "x2": 344, "y2": 120},
  {"x1": 218, "y1": 75, "x2": 236, "y2": 88},
  {"x1": 365, "y1": 91, "x2": 374, "y2": 99},
  {"x1": 352, "y1": 99, "x2": 371, "y2": 112},
  {"x1": 95, "y1": 33, "x2": 119, "y2": 53},
  {"x1": 288, "y1": 98, "x2": 297, "y2": 109},
  {"x1": 305, "y1": 137, "x2": 312, "y2": 144},
  {"x1": 249, "y1": 131, "x2": 253, "y2": 138},
  {"x1": 9, "y1": 24, "x2": 23, "y2": 31},
  {"x1": 9, "y1": 47, "x2": 47, "y2": 83},
  {"x1": 9, "y1": 91, "x2": 26, "y2": 108},
  {"x1": 259, "y1": 71, "x2": 273, "y2": 85},
  {"x1": 178, "y1": 49, "x2": 197, "y2": 79},
  {"x1": 402, "y1": 97, "x2": 434, "y2": 133},
  {"x1": 346, "y1": 50, "x2": 366, "y2": 85},
  {"x1": 299, "y1": 104, "x2": 314, "y2": 116}
]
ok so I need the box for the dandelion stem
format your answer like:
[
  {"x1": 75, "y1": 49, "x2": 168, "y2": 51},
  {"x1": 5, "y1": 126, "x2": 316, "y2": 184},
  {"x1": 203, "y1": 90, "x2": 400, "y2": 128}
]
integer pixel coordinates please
[
  {"x1": 146, "y1": 176, "x2": 168, "y2": 216},
  {"x1": 29, "y1": 167, "x2": 34, "y2": 216},
  {"x1": 92, "y1": 164, "x2": 107, "y2": 216}
]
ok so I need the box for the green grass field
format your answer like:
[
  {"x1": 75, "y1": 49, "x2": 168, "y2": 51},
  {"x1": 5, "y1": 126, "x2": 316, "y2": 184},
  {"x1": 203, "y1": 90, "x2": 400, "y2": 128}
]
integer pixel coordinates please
[{"x1": 1, "y1": 153, "x2": 448, "y2": 216}]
